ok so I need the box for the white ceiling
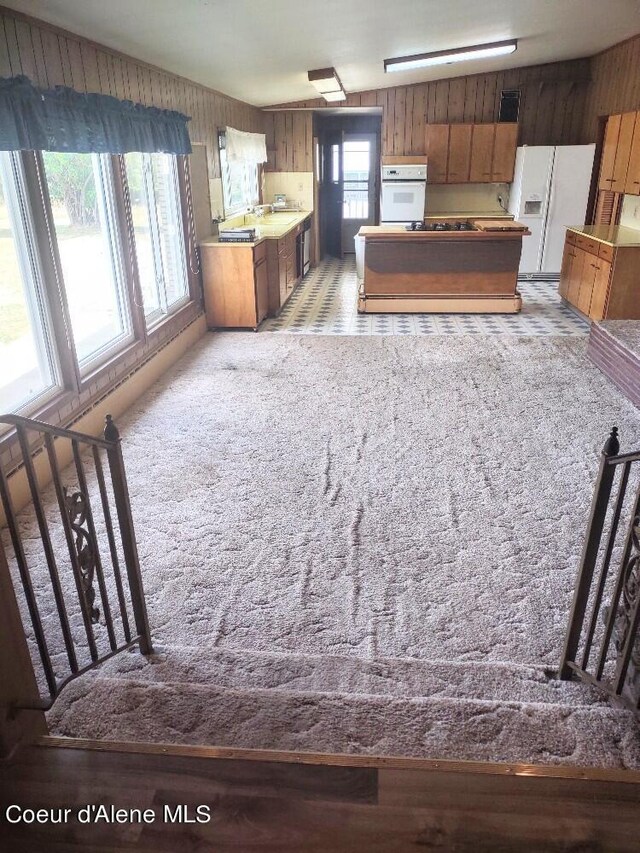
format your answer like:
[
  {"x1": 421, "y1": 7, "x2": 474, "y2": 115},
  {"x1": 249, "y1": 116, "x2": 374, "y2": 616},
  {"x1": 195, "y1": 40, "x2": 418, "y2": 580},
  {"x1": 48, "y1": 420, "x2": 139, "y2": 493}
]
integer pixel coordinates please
[{"x1": 5, "y1": 0, "x2": 640, "y2": 106}]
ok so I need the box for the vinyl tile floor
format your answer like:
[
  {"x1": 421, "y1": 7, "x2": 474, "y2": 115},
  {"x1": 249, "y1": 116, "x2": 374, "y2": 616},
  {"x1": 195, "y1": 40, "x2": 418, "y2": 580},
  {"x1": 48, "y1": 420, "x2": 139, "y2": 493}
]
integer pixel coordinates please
[{"x1": 259, "y1": 256, "x2": 590, "y2": 337}]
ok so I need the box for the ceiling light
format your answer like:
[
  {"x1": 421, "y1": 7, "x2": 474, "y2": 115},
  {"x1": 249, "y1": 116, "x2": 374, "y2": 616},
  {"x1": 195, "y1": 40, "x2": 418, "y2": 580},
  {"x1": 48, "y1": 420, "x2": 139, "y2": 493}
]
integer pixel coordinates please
[
  {"x1": 384, "y1": 39, "x2": 517, "y2": 73},
  {"x1": 308, "y1": 67, "x2": 347, "y2": 102}
]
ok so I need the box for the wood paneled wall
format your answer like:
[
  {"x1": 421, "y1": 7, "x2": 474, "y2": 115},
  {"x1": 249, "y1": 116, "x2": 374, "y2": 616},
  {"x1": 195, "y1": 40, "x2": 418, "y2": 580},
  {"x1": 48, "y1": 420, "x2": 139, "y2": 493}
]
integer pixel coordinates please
[
  {"x1": 582, "y1": 34, "x2": 640, "y2": 143},
  {"x1": 266, "y1": 58, "x2": 592, "y2": 166},
  {"x1": 263, "y1": 111, "x2": 313, "y2": 172},
  {"x1": 0, "y1": 6, "x2": 264, "y2": 179}
]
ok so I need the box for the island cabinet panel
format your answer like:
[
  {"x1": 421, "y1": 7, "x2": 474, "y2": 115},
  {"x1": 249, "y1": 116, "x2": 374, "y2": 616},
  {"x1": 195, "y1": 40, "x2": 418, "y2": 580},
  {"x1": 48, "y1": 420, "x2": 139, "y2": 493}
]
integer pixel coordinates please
[
  {"x1": 491, "y1": 123, "x2": 519, "y2": 182},
  {"x1": 425, "y1": 124, "x2": 449, "y2": 183},
  {"x1": 446, "y1": 124, "x2": 472, "y2": 183},
  {"x1": 201, "y1": 242, "x2": 269, "y2": 330},
  {"x1": 469, "y1": 124, "x2": 495, "y2": 182},
  {"x1": 611, "y1": 111, "x2": 636, "y2": 192},
  {"x1": 599, "y1": 114, "x2": 621, "y2": 191},
  {"x1": 625, "y1": 113, "x2": 640, "y2": 194}
]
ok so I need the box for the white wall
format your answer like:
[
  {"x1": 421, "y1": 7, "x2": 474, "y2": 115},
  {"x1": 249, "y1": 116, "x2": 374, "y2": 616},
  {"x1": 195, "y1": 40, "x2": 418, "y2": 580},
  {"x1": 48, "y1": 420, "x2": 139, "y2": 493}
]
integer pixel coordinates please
[{"x1": 263, "y1": 172, "x2": 314, "y2": 211}]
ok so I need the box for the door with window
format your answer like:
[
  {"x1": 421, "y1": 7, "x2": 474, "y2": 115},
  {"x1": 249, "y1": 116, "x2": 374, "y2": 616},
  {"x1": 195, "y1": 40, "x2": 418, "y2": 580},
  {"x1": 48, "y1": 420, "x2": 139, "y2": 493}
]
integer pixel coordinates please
[{"x1": 341, "y1": 134, "x2": 377, "y2": 254}]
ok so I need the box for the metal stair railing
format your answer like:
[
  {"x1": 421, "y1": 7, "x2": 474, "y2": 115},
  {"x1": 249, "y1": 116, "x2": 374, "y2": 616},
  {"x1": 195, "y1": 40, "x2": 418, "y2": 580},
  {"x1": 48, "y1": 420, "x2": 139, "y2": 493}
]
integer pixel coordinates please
[
  {"x1": 560, "y1": 426, "x2": 640, "y2": 713},
  {"x1": 0, "y1": 413, "x2": 152, "y2": 711}
]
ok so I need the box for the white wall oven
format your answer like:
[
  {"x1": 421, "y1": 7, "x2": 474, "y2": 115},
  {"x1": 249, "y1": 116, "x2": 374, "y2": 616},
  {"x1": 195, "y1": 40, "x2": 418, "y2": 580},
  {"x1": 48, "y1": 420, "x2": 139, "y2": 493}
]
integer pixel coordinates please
[{"x1": 380, "y1": 164, "x2": 427, "y2": 224}]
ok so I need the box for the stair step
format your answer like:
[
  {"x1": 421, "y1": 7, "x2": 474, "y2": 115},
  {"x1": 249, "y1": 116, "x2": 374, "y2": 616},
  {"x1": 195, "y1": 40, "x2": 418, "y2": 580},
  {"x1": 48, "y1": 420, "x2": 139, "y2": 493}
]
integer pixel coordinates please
[
  {"x1": 78, "y1": 643, "x2": 605, "y2": 707},
  {"x1": 47, "y1": 675, "x2": 640, "y2": 769}
]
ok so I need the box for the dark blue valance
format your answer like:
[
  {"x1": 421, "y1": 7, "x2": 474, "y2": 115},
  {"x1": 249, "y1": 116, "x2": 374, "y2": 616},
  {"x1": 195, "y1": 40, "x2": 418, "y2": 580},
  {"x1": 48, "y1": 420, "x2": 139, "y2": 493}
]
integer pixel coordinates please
[{"x1": 0, "y1": 75, "x2": 191, "y2": 155}]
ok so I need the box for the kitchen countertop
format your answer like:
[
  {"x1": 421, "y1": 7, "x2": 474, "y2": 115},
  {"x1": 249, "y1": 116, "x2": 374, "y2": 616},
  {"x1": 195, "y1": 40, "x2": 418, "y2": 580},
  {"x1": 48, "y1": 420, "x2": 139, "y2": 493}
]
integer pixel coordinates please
[
  {"x1": 425, "y1": 211, "x2": 514, "y2": 219},
  {"x1": 200, "y1": 210, "x2": 311, "y2": 248},
  {"x1": 568, "y1": 224, "x2": 640, "y2": 247},
  {"x1": 358, "y1": 222, "x2": 528, "y2": 240}
]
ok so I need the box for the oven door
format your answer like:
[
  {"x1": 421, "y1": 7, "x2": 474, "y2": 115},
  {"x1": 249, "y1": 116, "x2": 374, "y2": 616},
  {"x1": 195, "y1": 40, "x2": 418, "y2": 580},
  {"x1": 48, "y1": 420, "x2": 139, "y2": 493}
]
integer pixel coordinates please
[{"x1": 380, "y1": 181, "x2": 426, "y2": 223}]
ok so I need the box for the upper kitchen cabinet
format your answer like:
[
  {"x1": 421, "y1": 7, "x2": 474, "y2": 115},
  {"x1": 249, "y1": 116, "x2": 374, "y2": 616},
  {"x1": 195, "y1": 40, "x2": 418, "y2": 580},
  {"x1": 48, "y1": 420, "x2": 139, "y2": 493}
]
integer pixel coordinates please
[
  {"x1": 611, "y1": 112, "x2": 636, "y2": 192},
  {"x1": 425, "y1": 122, "x2": 518, "y2": 184},
  {"x1": 599, "y1": 114, "x2": 621, "y2": 191},
  {"x1": 469, "y1": 124, "x2": 495, "y2": 182},
  {"x1": 425, "y1": 124, "x2": 449, "y2": 184},
  {"x1": 491, "y1": 123, "x2": 519, "y2": 182},
  {"x1": 447, "y1": 124, "x2": 473, "y2": 183},
  {"x1": 624, "y1": 112, "x2": 640, "y2": 194}
]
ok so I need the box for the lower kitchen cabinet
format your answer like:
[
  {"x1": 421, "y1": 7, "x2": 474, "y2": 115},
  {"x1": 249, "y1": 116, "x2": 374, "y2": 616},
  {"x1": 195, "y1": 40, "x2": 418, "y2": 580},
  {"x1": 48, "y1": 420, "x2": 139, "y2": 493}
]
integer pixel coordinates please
[
  {"x1": 266, "y1": 229, "x2": 299, "y2": 315},
  {"x1": 558, "y1": 229, "x2": 640, "y2": 320},
  {"x1": 200, "y1": 239, "x2": 269, "y2": 330}
]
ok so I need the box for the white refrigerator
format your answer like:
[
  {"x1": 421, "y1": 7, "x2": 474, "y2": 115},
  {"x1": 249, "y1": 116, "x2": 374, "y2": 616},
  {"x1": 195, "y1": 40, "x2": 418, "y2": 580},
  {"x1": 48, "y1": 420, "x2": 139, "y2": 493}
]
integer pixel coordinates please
[{"x1": 508, "y1": 145, "x2": 595, "y2": 277}]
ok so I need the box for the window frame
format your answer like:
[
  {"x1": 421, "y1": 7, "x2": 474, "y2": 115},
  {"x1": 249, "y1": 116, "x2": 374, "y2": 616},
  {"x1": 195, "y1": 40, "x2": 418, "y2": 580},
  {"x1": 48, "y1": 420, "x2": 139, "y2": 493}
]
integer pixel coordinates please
[{"x1": 0, "y1": 151, "x2": 63, "y2": 424}]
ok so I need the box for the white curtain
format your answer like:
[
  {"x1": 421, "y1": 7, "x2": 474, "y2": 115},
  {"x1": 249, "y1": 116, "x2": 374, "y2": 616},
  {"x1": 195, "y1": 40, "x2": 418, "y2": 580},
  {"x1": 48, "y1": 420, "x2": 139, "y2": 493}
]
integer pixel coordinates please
[{"x1": 225, "y1": 126, "x2": 267, "y2": 163}]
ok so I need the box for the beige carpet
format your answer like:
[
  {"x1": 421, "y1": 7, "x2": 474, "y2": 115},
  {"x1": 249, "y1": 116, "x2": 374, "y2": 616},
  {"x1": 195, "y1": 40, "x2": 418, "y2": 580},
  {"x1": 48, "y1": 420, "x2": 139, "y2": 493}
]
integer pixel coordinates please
[{"x1": 7, "y1": 332, "x2": 640, "y2": 767}]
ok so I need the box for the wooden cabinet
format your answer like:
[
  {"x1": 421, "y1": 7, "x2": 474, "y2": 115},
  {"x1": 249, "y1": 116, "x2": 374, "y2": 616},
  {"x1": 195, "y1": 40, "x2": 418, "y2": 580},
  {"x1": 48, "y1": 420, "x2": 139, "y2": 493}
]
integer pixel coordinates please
[
  {"x1": 469, "y1": 124, "x2": 494, "y2": 182},
  {"x1": 599, "y1": 114, "x2": 621, "y2": 191},
  {"x1": 425, "y1": 124, "x2": 449, "y2": 184},
  {"x1": 558, "y1": 229, "x2": 640, "y2": 321},
  {"x1": 625, "y1": 113, "x2": 640, "y2": 194},
  {"x1": 266, "y1": 217, "x2": 311, "y2": 315},
  {"x1": 201, "y1": 240, "x2": 269, "y2": 330},
  {"x1": 611, "y1": 112, "x2": 636, "y2": 192},
  {"x1": 491, "y1": 123, "x2": 519, "y2": 182},
  {"x1": 446, "y1": 124, "x2": 472, "y2": 183},
  {"x1": 426, "y1": 122, "x2": 517, "y2": 184}
]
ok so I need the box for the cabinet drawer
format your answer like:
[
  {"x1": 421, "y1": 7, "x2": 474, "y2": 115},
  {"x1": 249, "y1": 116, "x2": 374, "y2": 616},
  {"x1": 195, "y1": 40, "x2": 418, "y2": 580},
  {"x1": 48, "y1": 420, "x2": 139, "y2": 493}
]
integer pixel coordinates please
[
  {"x1": 565, "y1": 231, "x2": 578, "y2": 247},
  {"x1": 253, "y1": 240, "x2": 267, "y2": 265},
  {"x1": 575, "y1": 234, "x2": 600, "y2": 255},
  {"x1": 598, "y1": 242, "x2": 615, "y2": 263}
]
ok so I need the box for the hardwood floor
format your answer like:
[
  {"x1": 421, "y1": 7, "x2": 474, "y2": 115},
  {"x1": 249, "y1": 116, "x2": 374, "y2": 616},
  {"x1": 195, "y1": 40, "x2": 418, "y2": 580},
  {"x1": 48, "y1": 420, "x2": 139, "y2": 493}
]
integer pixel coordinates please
[{"x1": 1, "y1": 738, "x2": 639, "y2": 851}]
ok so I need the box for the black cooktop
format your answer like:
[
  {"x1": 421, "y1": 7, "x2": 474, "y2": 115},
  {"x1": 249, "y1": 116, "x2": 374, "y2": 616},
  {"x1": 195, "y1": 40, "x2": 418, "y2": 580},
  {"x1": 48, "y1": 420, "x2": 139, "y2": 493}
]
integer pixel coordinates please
[{"x1": 405, "y1": 220, "x2": 477, "y2": 232}]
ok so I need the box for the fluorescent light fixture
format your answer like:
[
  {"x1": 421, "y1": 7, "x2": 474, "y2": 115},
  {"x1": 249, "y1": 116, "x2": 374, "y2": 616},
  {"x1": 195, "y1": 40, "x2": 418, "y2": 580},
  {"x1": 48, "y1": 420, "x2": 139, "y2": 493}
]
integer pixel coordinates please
[
  {"x1": 384, "y1": 39, "x2": 517, "y2": 73},
  {"x1": 308, "y1": 67, "x2": 347, "y2": 102}
]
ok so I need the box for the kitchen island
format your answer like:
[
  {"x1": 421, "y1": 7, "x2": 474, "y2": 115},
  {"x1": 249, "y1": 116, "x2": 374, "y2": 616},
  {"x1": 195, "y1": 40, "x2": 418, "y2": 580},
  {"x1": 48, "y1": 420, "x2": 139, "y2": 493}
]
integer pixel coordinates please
[{"x1": 357, "y1": 221, "x2": 529, "y2": 314}]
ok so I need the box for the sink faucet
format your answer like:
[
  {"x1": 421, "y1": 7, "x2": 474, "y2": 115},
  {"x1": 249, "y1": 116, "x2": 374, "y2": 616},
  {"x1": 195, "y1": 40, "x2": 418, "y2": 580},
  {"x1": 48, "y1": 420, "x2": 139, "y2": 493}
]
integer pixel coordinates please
[{"x1": 252, "y1": 204, "x2": 272, "y2": 217}]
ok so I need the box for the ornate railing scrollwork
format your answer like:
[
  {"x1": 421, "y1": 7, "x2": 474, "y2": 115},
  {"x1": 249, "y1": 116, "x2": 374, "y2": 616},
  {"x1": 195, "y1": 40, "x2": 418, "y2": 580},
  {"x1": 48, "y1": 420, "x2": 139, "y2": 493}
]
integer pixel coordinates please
[{"x1": 64, "y1": 487, "x2": 100, "y2": 624}]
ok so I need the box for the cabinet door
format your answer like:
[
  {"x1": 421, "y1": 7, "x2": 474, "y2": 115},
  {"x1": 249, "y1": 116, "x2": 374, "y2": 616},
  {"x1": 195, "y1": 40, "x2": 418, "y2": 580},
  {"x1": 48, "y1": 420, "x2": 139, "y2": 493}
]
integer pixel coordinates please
[
  {"x1": 469, "y1": 124, "x2": 495, "y2": 182},
  {"x1": 425, "y1": 124, "x2": 449, "y2": 183},
  {"x1": 254, "y1": 258, "x2": 269, "y2": 324},
  {"x1": 611, "y1": 112, "x2": 636, "y2": 192},
  {"x1": 566, "y1": 247, "x2": 584, "y2": 306},
  {"x1": 625, "y1": 112, "x2": 640, "y2": 194},
  {"x1": 576, "y1": 253, "x2": 598, "y2": 315},
  {"x1": 599, "y1": 114, "x2": 621, "y2": 191},
  {"x1": 588, "y1": 259, "x2": 612, "y2": 320},
  {"x1": 447, "y1": 124, "x2": 472, "y2": 183},
  {"x1": 491, "y1": 123, "x2": 518, "y2": 182}
]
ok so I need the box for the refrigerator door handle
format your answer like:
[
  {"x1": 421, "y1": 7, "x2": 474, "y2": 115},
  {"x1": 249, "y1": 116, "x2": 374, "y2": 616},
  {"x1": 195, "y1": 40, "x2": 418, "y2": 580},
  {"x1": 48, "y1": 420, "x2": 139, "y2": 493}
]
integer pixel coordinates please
[{"x1": 540, "y1": 152, "x2": 556, "y2": 268}]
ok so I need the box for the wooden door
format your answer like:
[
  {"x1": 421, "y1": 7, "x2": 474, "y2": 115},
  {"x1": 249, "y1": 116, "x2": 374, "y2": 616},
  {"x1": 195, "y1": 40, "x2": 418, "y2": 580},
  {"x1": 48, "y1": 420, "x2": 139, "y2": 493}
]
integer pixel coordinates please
[
  {"x1": 491, "y1": 123, "x2": 518, "y2": 182},
  {"x1": 566, "y1": 247, "x2": 584, "y2": 306},
  {"x1": 447, "y1": 124, "x2": 472, "y2": 183},
  {"x1": 254, "y1": 257, "x2": 269, "y2": 325},
  {"x1": 588, "y1": 259, "x2": 612, "y2": 320},
  {"x1": 576, "y1": 252, "x2": 597, "y2": 315},
  {"x1": 599, "y1": 114, "x2": 621, "y2": 190},
  {"x1": 611, "y1": 112, "x2": 636, "y2": 192},
  {"x1": 469, "y1": 124, "x2": 495, "y2": 182},
  {"x1": 625, "y1": 112, "x2": 640, "y2": 194},
  {"x1": 425, "y1": 124, "x2": 449, "y2": 183}
]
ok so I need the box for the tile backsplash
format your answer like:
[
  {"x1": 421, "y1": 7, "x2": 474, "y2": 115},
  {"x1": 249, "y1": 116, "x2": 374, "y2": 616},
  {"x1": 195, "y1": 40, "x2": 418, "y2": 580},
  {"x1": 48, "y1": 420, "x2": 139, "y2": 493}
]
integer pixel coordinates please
[{"x1": 263, "y1": 172, "x2": 314, "y2": 211}]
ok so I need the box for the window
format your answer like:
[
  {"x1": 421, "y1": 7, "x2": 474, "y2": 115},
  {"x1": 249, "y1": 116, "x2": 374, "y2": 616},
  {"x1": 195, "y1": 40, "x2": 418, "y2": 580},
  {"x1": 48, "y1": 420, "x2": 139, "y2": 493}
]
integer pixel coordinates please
[
  {"x1": 0, "y1": 152, "x2": 59, "y2": 414},
  {"x1": 342, "y1": 139, "x2": 371, "y2": 220},
  {"x1": 219, "y1": 133, "x2": 259, "y2": 217},
  {"x1": 42, "y1": 152, "x2": 132, "y2": 371},
  {"x1": 124, "y1": 152, "x2": 189, "y2": 325}
]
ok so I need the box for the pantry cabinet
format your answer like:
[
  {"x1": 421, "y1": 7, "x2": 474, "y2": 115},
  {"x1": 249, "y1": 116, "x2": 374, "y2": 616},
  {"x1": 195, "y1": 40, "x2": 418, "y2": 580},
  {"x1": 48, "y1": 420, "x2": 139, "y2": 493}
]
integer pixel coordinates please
[
  {"x1": 598, "y1": 111, "x2": 640, "y2": 196},
  {"x1": 625, "y1": 113, "x2": 640, "y2": 194}
]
